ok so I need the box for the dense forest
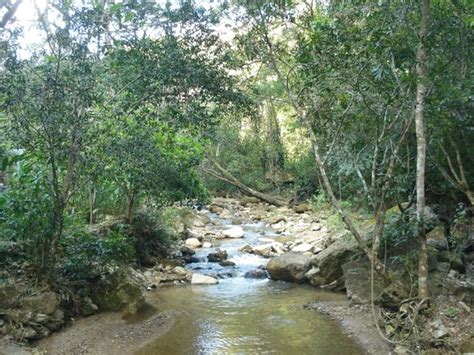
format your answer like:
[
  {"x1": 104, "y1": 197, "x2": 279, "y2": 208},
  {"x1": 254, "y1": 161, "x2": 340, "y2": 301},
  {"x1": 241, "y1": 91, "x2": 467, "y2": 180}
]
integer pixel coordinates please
[{"x1": 0, "y1": 0, "x2": 473, "y2": 354}]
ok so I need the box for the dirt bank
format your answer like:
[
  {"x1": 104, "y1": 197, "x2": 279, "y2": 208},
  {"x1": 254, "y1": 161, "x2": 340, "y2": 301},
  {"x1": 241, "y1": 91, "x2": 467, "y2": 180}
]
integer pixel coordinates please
[
  {"x1": 306, "y1": 301, "x2": 392, "y2": 355},
  {"x1": 34, "y1": 304, "x2": 174, "y2": 355}
]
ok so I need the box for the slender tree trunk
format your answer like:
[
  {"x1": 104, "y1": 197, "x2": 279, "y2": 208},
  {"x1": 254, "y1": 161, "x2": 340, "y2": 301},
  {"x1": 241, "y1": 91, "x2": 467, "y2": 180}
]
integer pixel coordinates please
[
  {"x1": 127, "y1": 191, "x2": 136, "y2": 224},
  {"x1": 88, "y1": 180, "x2": 96, "y2": 224},
  {"x1": 415, "y1": 0, "x2": 430, "y2": 300}
]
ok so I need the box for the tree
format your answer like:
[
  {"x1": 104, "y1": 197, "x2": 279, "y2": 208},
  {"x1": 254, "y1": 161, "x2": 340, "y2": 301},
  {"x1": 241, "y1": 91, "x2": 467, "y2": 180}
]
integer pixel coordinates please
[{"x1": 414, "y1": 0, "x2": 430, "y2": 301}]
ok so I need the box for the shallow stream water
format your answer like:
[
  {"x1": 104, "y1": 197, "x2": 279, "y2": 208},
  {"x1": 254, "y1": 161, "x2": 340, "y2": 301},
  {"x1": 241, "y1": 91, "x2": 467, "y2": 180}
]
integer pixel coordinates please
[{"x1": 136, "y1": 212, "x2": 363, "y2": 354}]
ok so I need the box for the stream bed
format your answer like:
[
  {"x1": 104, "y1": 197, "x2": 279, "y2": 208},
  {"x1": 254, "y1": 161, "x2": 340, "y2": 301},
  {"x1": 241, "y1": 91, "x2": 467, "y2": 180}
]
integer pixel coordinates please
[{"x1": 136, "y1": 213, "x2": 363, "y2": 354}]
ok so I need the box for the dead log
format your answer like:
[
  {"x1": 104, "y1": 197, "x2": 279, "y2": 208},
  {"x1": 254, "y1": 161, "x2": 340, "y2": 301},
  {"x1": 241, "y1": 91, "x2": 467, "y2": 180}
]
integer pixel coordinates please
[{"x1": 201, "y1": 158, "x2": 288, "y2": 207}]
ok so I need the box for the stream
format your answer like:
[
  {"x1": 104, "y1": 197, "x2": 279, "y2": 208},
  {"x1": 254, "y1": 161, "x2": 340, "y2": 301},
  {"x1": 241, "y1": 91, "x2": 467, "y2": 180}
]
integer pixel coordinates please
[{"x1": 136, "y1": 211, "x2": 363, "y2": 354}]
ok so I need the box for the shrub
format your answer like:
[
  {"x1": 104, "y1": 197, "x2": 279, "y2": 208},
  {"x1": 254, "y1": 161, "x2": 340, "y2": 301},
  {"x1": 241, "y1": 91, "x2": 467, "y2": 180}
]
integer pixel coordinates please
[{"x1": 60, "y1": 230, "x2": 135, "y2": 280}]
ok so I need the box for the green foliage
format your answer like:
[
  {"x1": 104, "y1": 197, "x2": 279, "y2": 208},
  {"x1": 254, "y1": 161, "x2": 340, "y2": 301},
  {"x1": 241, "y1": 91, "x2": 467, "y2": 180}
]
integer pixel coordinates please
[
  {"x1": 129, "y1": 208, "x2": 179, "y2": 266},
  {"x1": 60, "y1": 231, "x2": 134, "y2": 280},
  {"x1": 0, "y1": 158, "x2": 56, "y2": 267}
]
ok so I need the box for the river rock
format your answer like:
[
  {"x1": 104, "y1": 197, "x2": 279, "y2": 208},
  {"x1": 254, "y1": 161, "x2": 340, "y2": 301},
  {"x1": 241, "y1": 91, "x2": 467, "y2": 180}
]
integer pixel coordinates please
[
  {"x1": 295, "y1": 203, "x2": 310, "y2": 214},
  {"x1": 244, "y1": 269, "x2": 267, "y2": 279},
  {"x1": 191, "y1": 273, "x2": 219, "y2": 285},
  {"x1": 219, "y1": 260, "x2": 236, "y2": 267},
  {"x1": 185, "y1": 238, "x2": 202, "y2": 248},
  {"x1": 291, "y1": 243, "x2": 314, "y2": 253},
  {"x1": 222, "y1": 226, "x2": 245, "y2": 238},
  {"x1": 219, "y1": 208, "x2": 233, "y2": 219},
  {"x1": 239, "y1": 244, "x2": 253, "y2": 253},
  {"x1": 180, "y1": 245, "x2": 196, "y2": 255},
  {"x1": 308, "y1": 235, "x2": 359, "y2": 287},
  {"x1": 267, "y1": 252, "x2": 311, "y2": 283},
  {"x1": 208, "y1": 249, "x2": 228, "y2": 262},
  {"x1": 268, "y1": 216, "x2": 286, "y2": 225},
  {"x1": 209, "y1": 204, "x2": 223, "y2": 214},
  {"x1": 92, "y1": 267, "x2": 145, "y2": 314},
  {"x1": 252, "y1": 243, "x2": 274, "y2": 257},
  {"x1": 240, "y1": 196, "x2": 260, "y2": 206}
]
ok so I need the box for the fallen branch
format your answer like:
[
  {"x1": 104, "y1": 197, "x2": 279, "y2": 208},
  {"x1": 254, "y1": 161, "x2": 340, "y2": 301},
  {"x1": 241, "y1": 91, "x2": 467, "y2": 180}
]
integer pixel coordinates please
[{"x1": 202, "y1": 158, "x2": 288, "y2": 207}]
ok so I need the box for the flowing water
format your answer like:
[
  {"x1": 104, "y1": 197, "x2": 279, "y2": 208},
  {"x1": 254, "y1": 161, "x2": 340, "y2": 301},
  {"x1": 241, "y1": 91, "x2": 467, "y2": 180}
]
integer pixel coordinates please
[{"x1": 136, "y1": 212, "x2": 363, "y2": 355}]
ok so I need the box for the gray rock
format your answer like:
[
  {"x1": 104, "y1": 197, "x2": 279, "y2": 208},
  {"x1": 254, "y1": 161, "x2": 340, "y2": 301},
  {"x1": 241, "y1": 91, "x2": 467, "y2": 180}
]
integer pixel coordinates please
[
  {"x1": 267, "y1": 252, "x2": 311, "y2": 283},
  {"x1": 207, "y1": 249, "x2": 228, "y2": 262},
  {"x1": 219, "y1": 260, "x2": 236, "y2": 267},
  {"x1": 309, "y1": 235, "x2": 359, "y2": 286},
  {"x1": 180, "y1": 245, "x2": 196, "y2": 256},
  {"x1": 191, "y1": 273, "x2": 218, "y2": 285},
  {"x1": 92, "y1": 267, "x2": 145, "y2": 315},
  {"x1": 429, "y1": 320, "x2": 449, "y2": 339},
  {"x1": 244, "y1": 269, "x2": 267, "y2": 279}
]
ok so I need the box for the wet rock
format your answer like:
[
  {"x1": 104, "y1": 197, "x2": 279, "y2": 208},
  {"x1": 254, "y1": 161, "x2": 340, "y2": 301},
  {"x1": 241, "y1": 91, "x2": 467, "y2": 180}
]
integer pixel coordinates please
[
  {"x1": 185, "y1": 238, "x2": 202, "y2": 248},
  {"x1": 191, "y1": 273, "x2": 219, "y2": 285},
  {"x1": 207, "y1": 249, "x2": 228, "y2": 262},
  {"x1": 244, "y1": 269, "x2": 267, "y2": 279},
  {"x1": 202, "y1": 242, "x2": 213, "y2": 248},
  {"x1": 222, "y1": 226, "x2": 245, "y2": 238},
  {"x1": 180, "y1": 245, "x2": 196, "y2": 256},
  {"x1": 219, "y1": 260, "x2": 236, "y2": 267},
  {"x1": 239, "y1": 244, "x2": 253, "y2": 253},
  {"x1": 267, "y1": 252, "x2": 311, "y2": 283},
  {"x1": 92, "y1": 267, "x2": 145, "y2": 314}
]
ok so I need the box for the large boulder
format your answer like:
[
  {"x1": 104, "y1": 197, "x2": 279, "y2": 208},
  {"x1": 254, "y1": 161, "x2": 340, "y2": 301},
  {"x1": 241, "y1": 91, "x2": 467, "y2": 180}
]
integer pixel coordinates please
[
  {"x1": 267, "y1": 252, "x2": 311, "y2": 283},
  {"x1": 92, "y1": 267, "x2": 145, "y2": 314},
  {"x1": 308, "y1": 235, "x2": 360, "y2": 287},
  {"x1": 342, "y1": 259, "x2": 384, "y2": 304}
]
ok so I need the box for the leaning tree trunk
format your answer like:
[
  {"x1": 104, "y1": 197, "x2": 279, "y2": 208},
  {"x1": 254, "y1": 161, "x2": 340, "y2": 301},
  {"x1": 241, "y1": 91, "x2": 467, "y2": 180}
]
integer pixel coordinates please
[
  {"x1": 415, "y1": 0, "x2": 430, "y2": 301},
  {"x1": 202, "y1": 158, "x2": 288, "y2": 207}
]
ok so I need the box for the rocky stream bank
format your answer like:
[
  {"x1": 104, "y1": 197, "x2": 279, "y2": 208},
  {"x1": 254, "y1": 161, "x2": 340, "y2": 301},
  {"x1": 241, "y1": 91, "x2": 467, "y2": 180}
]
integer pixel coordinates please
[{"x1": 1, "y1": 197, "x2": 473, "y2": 354}]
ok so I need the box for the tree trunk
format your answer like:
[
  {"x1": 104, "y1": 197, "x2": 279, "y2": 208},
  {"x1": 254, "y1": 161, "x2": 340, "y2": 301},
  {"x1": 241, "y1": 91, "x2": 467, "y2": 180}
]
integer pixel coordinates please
[
  {"x1": 203, "y1": 158, "x2": 288, "y2": 207},
  {"x1": 88, "y1": 180, "x2": 96, "y2": 224},
  {"x1": 415, "y1": 0, "x2": 430, "y2": 300},
  {"x1": 127, "y1": 191, "x2": 136, "y2": 224}
]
